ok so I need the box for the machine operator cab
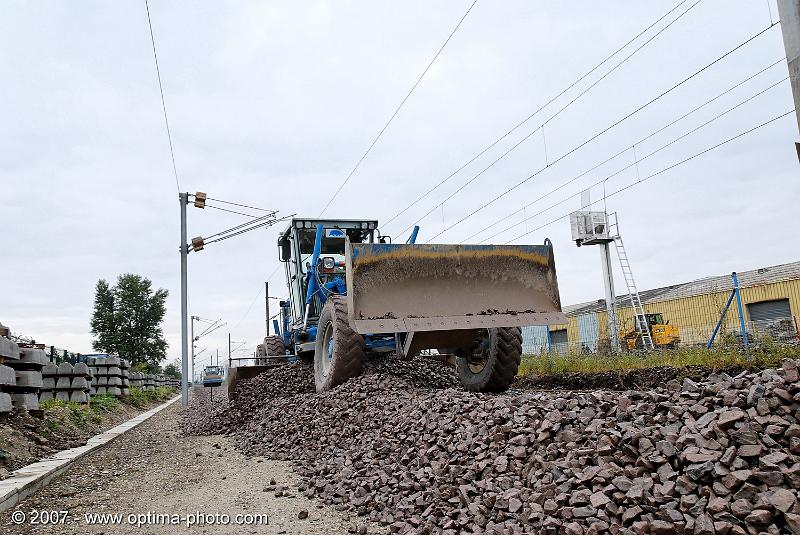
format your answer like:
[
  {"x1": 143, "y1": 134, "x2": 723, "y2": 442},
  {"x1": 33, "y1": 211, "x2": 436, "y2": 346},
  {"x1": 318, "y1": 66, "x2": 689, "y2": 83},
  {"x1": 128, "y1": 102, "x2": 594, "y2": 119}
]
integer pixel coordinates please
[{"x1": 277, "y1": 219, "x2": 379, "y2": 356}]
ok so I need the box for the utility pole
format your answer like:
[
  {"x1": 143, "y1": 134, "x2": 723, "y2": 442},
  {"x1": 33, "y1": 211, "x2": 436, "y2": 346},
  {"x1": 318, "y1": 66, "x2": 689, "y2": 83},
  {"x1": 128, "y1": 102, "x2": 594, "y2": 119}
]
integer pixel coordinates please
[
  {"x1": 216, "y1": 348, "x2": 219, "y2": 367},
  {"x1": 599, "y1": 242, "x2": 620, "y2": 351},
  {"x1": 265, "y1": 281, "x2": 270, "y2": 336},
  {"x1": 228, "y1": 333, "x2": 231, "y2": 368},
  {"x1": 190, "y1": 316, "x2": 195, "y2": 388},
  {"x1": 778, "y1": 0, "x2": 800, "y2": 157},
  {"x1": 179, "y1": 192, "x2": 189, "y2": 406}
]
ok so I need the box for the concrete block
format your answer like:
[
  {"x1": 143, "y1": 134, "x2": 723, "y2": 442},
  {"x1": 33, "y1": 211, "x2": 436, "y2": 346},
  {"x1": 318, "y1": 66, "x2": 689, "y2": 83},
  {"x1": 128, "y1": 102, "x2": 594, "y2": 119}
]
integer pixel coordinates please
[
  {"x1": 120, "y1": 359, "x2": 129, "y2": 369},
  {"x1": 106, "y1": 387, "x2": 121, "y2": 396},
  {"x1": 19, "y1": 348, "x2": 48, "y2": 366},
  {"x1": 72, "y1": 362, "x2": 90, "y2": 377},
  {"x1": 42, "y1": 377, "x2": 55, "y2": 389},
  {"x1": 56, "y1": 362, "x2": 73, "y2": 376},
  {"x1": 38, "y1": 391, "x2": 54, "y2": 402},
  {"x1": 95, "y1": 386, "x2": 107, "y2": 395},
  {"x1": 107, "y1": 366, "x2": 121, "y2": 376},
  {"x1": 13, "y1": 370, "x2": 43, "y2": 389},
  {"x1": 0, "y1": 337, "x2": 20, "y2": 360},
  {"x1": 55, "y1": 377, "x2": 71, "y2": 389},
  {"x1": 41, "y1": 362, "x2": 58, "y2": 377},
  {"x1": 0, "y1": 392, "x2": 11, "y2": 412},
  {"x1": 95, "y1": 376, "x2": 108, "y2": 386},
  {"x1": 11, "y1": 393, "x2": 39, "y2": 410},
  {"x1": 70, "y1": 377, "x2": 88, "y2": 390},
  {"x1": 0, "y1": 365, "x2": 16, "y2": 386},
  {"x1": 93, "y1": 366, "x2": 108, "y2": 376},
  {"x1": 107, "y1": 377, "x2": 121, "y2": 387},
  {"x1": 69, "y1": 391, "x2": 87, "y2": 403},
  {"x1": 120, "y1": 388, "x2": 129, "y2": 396},
  {"x1": 105, "y1": 357, "x2": 121, "y2": 366},
  {"x1": 55, "y1": 391, "x2": 70, "y2": 402}
]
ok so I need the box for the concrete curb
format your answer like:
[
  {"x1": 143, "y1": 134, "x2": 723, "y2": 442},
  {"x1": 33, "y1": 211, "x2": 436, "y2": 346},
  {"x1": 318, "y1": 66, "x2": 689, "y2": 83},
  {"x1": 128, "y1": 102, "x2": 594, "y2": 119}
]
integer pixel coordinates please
[{"x1": 0, "y1": 395, "x2": 181, "y2": 512}]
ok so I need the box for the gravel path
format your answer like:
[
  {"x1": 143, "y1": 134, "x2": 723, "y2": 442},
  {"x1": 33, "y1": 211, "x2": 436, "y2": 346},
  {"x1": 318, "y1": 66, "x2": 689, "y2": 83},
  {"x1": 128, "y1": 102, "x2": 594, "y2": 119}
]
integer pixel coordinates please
[{"x1": 0, "y1": 397, "x2": 378, "y2": 535}]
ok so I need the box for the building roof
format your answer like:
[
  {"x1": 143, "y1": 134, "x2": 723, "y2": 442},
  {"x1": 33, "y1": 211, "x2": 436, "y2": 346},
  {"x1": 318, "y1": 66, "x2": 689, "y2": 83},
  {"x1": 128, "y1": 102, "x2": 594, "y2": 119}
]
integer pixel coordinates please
[{"x1": 564, "y1": 261, "x2": 800, "y2": 316}]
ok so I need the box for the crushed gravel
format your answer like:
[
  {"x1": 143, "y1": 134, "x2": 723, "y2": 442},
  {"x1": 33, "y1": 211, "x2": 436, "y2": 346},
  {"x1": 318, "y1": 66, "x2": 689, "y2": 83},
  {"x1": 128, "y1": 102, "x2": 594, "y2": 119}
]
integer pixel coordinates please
[{"x1": 183, "y1": 356, "x2": 800, "y2": 534}]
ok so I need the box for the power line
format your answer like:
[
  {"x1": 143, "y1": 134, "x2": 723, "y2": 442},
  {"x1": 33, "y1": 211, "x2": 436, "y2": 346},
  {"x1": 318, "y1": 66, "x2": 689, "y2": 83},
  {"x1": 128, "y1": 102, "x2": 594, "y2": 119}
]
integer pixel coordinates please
[
  {"x1": 144, "y1": 0, "x2": 180, "y2": 193},
  {"x1": 467, "y1": 59, "x2": 786, "y2": 242},
  {"x1": 382, "y1": 0, "x2": 697, "y2": 231},
  {"x1": 423, "y1": 21, "x2": 780, "y2": 243},
  {"x1": 501, "y1": 109, "x2": 794, "y2": 244},
  {"x1": 206, "y1": 198, "x2": 275, "y2": 212},
  {"x1": 318, "y1": 0, "x2": 480, "y2": 217},
  {"x1": 204, "y1": 212, "x2": 279, "y2": 241},
  {"x1": 205, "y1": 204, "x2": 273, "y2": 219},
  {"x1": 485, "y1": 77, "x2": 788, "y2": 242},
  {"x1": 204, "y1": 215, "x2": 294, "y2": 246}
]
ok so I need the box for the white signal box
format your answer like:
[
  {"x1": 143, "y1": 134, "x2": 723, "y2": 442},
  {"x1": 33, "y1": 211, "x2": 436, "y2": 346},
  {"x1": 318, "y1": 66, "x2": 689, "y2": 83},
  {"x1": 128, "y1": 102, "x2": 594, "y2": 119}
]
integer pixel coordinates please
[{"x1": 569, "y1": 211, "x2": 612, "y2": 246}]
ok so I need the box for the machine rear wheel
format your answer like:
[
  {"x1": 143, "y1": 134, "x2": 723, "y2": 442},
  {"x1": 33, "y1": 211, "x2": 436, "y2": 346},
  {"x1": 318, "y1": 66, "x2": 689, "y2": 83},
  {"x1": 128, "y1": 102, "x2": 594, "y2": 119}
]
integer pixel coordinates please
[
  {"x1": 262, "y1": 335, "x2": 286, "y2": 366},
  {"x1": 314, "y1": 296, "x2": 364, "y2": 392},
  {"x1": 457, "y1": 327, "x2": 522, "y2": 393}
]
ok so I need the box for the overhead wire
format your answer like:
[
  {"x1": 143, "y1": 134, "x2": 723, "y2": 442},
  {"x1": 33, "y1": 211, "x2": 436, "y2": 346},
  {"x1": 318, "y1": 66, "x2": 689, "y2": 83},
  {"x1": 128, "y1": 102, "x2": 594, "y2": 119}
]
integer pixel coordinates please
[
  {"x1": 144, "y1": 0, "x2": 181, "y2": 193},
  {"x1": 501, "y1": 109, "x2": 795, "y2": 244},
  {"x1": 484, "y1": 77, "x2": 788, "y2": 242},
  {"x1": 206, "y1": 198, "x2": 276, "y2": 212},
  {"x1": 205, "y1": 204, "x2": 274, "y2": 219},
  {"x1": 203, "y1": 215, "x2": 294, "y2": 246},
  {"x1": 382, "y1": 0, "x2": 697, "y2": 230},
  {"x1": 318, "y1": 0, "x2": 480, "y2": 216},
  {"x1": 466, "y1": 58, "x2": 786, "y2": 242},
  {"x1": 423, "y1": 20, "x2": 781, "y2": 242}
]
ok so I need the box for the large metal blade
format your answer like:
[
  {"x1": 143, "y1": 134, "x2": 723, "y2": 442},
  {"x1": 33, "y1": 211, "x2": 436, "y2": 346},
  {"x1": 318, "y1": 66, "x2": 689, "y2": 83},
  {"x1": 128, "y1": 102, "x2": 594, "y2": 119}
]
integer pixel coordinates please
[{"x1": 345, "y1": 242, "x2": 567, "y2": 334}]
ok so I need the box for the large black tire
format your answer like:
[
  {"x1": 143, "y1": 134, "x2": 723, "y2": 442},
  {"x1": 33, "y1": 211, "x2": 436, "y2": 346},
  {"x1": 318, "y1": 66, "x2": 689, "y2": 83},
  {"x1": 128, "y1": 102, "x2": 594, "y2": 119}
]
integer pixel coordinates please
[
  {"x1": 263, "y1": 335, "x2": 285, "y2": 356},
  {"x1": 457, "y1": 327, "x2": 522, "y2": 393},
  {"x1": 314, "y1": 296, "x2": 364, "y2": 392},
  {"x1": 261, "y1": 335, "x2": 286, "y2": 365}
]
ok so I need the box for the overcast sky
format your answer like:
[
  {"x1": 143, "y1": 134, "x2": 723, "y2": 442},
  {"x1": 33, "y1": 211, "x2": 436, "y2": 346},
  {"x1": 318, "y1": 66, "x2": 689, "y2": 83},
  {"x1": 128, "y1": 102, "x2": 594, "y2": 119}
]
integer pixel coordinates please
[{"x1": 1, "y1": 1, "x2": 797, "y2": 370}]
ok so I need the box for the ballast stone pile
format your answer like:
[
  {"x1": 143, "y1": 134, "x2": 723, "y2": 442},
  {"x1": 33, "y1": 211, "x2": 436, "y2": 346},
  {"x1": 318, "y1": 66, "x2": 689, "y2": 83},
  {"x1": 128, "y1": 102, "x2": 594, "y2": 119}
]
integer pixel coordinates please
[{"x1": 210, "y1": 358, "x2": 800, "y2": 535}]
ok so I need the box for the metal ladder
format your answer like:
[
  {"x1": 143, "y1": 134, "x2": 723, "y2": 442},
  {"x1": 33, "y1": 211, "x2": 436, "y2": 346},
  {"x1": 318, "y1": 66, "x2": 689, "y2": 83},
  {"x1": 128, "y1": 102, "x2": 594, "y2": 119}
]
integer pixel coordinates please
[{"x1": 609, "y1": 214, "x2": 654, "y2": 350}]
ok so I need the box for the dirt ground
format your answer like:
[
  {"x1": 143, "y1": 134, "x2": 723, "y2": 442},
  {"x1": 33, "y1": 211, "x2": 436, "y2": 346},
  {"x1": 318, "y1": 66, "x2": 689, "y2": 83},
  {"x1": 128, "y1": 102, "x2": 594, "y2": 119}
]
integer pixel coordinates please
[
  {"x1": 0, "y1": 400, "x2": 164, "y2": 479},
  {"x1": 0, "y1": 401, "x2": 380, "y2": 535}
]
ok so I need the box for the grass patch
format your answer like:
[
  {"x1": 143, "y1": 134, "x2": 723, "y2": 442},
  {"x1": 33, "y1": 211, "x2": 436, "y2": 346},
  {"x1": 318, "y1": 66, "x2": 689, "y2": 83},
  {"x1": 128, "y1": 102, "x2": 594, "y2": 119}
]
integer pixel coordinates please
[
  {"x1": 518, "y1": 345, "x2": 799, "y2": 376},
  {"x1": 122, "y1": 387, "x2": 177, "y2": 408}
]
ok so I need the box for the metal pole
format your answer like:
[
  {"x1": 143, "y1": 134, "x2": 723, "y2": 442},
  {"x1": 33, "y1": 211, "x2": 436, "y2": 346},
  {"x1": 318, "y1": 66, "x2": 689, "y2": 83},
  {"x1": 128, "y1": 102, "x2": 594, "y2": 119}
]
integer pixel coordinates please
[
  {"x1": 228, "y1": 332, "x2": 231, "y2": 368},
  {"x1": 179, "y1": 192, "x2": 189, "y2": 406},
  {"x1": 778, "y1": 0, "x2": 800, "y2": 155},
  {"x1": 190, "y1": 316, "x2": 194, "y2": 389},
  {"x1": 265, "y1": 281, "x2": 270, "y2": 336},
  {"x1": 600, "y1": 242, "x2": 619, "y2": 352},
  {"x1": 732, "y1": 272, "x2": 749, "y2": 353}
]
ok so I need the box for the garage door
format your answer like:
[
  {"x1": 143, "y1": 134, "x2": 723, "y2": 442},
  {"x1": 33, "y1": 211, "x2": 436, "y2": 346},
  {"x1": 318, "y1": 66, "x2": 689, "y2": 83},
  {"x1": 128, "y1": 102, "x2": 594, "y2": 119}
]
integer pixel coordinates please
[
  {"x1": 747, "y1": 299, "x2": 792, "y2": 328},
  {"x1": 551, "y1": 329, "x2": 568, "y2": 354}
]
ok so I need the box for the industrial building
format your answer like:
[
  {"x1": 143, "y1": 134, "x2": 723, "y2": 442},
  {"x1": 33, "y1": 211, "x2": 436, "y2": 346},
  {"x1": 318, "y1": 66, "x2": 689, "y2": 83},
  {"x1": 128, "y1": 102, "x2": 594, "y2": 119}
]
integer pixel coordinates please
[{"x1": 522, "y1": 261, "x2": 800, "y2": 354}]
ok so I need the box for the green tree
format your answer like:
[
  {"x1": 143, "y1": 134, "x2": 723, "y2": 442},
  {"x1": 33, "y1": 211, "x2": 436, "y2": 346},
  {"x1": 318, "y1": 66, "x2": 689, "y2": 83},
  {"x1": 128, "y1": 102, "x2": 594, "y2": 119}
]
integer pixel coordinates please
[
  {"x1": 90, "y1": 274, "x2": 169, "y2": 368},
  {"x1": 163, "y1": 361, "x2": 181, "y2": 379}
]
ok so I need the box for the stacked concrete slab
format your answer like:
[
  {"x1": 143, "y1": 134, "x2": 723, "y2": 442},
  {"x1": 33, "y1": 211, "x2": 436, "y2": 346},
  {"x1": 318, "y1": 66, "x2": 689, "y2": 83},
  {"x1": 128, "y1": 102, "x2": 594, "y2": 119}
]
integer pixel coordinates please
[
  {"x1": 90, "y1": 356, "x2": 123, "y2": 397},
  {"x1": 142, "y1": 374, "x2": 156, "y2": 391},
  {"x1": 120, "y1": 359, "x2": 130, "y2": 396},
  {"x1": 40, "y1": 362, "x2": 93, "y2": 403},
  {"x1": 0, "y1": 333, "x2": 19, "y2": 413},
  {"x1": 6, "y1": 347, "x2": 48, "y2": 411}
]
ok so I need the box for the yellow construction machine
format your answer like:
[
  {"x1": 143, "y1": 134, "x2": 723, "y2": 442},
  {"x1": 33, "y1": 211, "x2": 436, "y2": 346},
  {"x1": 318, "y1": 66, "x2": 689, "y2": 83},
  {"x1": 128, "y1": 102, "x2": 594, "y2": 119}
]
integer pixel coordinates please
[{"x1": 621, "y1": 313, "x2": 680, "y2": 350}]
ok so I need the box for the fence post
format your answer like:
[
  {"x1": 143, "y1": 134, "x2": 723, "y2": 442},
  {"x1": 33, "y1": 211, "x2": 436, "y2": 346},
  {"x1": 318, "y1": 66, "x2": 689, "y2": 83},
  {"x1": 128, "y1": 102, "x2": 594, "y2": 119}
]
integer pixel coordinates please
[{"x1": 732, "y1": 272, "x2": 749, "y2": 354}]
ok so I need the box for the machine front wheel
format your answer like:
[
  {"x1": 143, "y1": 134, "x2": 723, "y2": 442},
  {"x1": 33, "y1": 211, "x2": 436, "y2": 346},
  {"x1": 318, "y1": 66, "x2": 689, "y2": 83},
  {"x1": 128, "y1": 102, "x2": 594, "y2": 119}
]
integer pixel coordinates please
[
  {"x1": 314, "y1": 296, "x2": 364, "y2": 392},
  {"x1": 457, "y1": 327, "x2": 522, "y2": 393}
]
